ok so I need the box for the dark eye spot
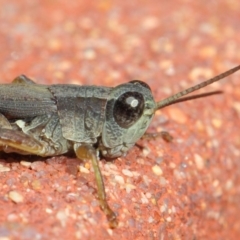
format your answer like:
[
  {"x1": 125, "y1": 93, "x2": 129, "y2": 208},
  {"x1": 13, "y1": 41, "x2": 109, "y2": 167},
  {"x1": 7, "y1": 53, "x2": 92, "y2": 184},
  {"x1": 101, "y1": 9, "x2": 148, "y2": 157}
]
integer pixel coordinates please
[{"x1": 113, "y1": 92, "x2": 144, "y2": 128}]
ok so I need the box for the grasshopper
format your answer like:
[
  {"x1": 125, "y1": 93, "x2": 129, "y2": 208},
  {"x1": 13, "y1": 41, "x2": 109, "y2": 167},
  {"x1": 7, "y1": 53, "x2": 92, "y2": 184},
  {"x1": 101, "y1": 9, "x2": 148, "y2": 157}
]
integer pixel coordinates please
[{"x1": 0, "y1": 65, "x2": 239, "y2": 228}]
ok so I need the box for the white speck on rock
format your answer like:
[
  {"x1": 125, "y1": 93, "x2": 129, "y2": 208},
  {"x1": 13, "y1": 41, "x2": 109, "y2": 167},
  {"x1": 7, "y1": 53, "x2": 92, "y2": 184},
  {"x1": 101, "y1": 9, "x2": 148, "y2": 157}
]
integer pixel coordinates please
[
  {"x1": 8, "y1": 191, "x2": 24, "y2": 203},
  {"x1": 152, "y1": 165, "x2": 163, "y2": 176},
  {"x1": 194, "y1": 153, "x2": 205, "y2": 170}
]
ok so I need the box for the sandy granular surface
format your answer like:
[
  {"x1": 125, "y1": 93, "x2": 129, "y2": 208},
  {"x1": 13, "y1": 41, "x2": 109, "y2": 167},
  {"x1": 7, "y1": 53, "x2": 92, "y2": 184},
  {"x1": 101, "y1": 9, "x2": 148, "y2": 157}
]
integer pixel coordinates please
[{"x1": 0, "y1": 0, "x2": 240, "y2": 239}]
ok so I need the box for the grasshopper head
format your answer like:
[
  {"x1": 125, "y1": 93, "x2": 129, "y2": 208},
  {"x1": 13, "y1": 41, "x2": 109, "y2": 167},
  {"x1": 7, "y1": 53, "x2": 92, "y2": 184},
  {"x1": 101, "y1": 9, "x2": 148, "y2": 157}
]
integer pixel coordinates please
[
  {"x1": 100, "y1": 65, "x2": 240, "y2": 158},
  {"x1": 100, "y1": 80, "x2": 156, "y2": 158}
]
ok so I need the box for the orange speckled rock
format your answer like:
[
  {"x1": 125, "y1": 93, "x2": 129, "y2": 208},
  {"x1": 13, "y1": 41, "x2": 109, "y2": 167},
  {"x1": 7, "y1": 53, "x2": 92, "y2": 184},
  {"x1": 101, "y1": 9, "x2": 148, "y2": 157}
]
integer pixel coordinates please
[{"x1": 0, "y1": 0, "x2": 240, "y2": 239}]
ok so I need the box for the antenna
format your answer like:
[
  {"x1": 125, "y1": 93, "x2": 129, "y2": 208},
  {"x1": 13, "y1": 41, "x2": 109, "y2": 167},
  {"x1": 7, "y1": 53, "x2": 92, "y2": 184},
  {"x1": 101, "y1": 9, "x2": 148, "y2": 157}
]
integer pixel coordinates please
[{"x1": 155, "y1": 65, "x2": 240, "y2": 110}]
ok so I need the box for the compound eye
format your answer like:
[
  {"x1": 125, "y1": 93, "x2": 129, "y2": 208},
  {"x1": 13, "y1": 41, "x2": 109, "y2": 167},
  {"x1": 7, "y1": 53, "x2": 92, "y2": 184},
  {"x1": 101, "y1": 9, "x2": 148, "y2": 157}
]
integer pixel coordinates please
[{"x1": 113, "y1": 91, "x2": 144, "y2": 128}]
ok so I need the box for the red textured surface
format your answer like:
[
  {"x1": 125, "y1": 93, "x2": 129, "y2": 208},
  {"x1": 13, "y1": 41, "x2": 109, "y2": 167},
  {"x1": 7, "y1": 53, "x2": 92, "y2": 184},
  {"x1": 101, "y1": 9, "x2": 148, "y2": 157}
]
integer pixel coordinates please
[{"x1": 0, "y1": 0, "x2": 240, "y2": 239}]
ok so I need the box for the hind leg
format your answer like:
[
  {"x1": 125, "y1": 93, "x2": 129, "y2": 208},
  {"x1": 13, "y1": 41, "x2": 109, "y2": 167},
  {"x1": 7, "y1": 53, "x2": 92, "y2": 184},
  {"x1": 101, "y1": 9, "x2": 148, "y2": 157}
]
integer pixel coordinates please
[
  {"x1": 12, "y1": 75, "x2": 36, "y2": 85},
  {"x1": 0, "y1": 128, "x2": 51, "y2": 156}
]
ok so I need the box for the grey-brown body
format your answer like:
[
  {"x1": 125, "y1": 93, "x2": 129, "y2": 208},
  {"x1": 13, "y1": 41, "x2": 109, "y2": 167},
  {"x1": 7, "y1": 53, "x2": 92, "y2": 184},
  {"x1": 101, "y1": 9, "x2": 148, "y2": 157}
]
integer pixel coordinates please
[{"x1": 0, "y1": 76, "x2": 155, "y2": 158}]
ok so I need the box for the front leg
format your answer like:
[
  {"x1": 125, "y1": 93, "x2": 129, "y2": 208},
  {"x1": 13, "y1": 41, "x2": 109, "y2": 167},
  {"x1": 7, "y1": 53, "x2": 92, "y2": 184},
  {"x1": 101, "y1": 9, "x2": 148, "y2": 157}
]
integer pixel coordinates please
[{"x1": 74, "y1": 144, "x2": 118, "y2": 228}]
